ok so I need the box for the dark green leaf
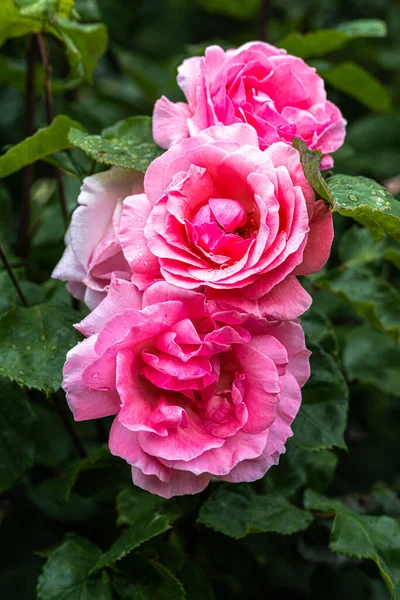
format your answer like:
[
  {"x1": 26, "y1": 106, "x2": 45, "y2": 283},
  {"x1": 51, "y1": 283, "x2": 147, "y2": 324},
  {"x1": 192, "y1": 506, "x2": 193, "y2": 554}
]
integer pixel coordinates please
[
  {"x1": 62, "y1": 445, "x2": 114, "y2": 502},
  {"x1": 328, "y1": 175, "x2": 400, "y2": 242},
  {"x1": 117, "y1": 488, "x2": 180, "y2": 526},
  {"x1": 196, "y1": 0, "x2": 260, "y2": 20},
  {"x1": 292, "y1": 137, "x2": 333, "y2": 201},
  {"x1": 304, "y1": 490, "x2": 400, "y2": 599},
  {"x1": 37, "y1": 535, "x2": 112, "y2": 600},
  {"x1": 0, "y1": 115, "x2": 86, "y2": 178},
  {"x1": 343, "y1": 325, "x2": 400, "y2": 397},
  {"x1": 92, "y1": 515, "x2": 172, "y2": 571},
  {"x1": 0, "y1": 376, "x2": 36, "y2": 492},
  {"x1": 278, "y1": 20, "x2": 386, "y2": 58},
  {"x1": 292, "y1": 341, "x2": 349, "y2": 450},
  {"x1": 0, "y1": 303, "x2": 82, "y2": 394},
  {"x1": 113, "y1": 558, "x2": 186, "y2": 600},
  {"x1": 316, "y1": 266, "x2": 400, "y2": 340},
  {"x1": 322, "y1": 62, "x2": 392, "y2": 113},
  {"x1": 69, "y1": 116, "x2": 163, "y2": 172},
  {"x1": 198, "y1": 485, "x2": 313, "y2": 539},
  {"x1": 301, "y1": 308, "x2": 339, "y2": 356},
  {"x1": 339, "y1": 226, "x2": 386, "y2": 266},
  {"x1": 263, "y1": 441, "x2": 338, "y2": 497}
]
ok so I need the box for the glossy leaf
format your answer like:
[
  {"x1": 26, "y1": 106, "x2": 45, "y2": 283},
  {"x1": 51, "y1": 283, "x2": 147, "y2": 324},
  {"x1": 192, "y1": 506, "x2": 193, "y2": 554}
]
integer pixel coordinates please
[
  {"x1": 0, "y1": 303, "x2": 82, "y2": 394},
  {"x1": 69, "y1": 116, "x2": 163, "y2": 172},
  {"x1": 328, "y1": 175, "x2": 400, "y2": 242}
]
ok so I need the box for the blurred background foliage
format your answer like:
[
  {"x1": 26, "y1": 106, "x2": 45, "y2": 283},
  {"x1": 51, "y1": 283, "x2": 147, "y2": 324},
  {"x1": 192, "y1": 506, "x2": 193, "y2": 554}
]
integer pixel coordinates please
[{"x1": 1, "y1": 0, "x2": 400, "y2": 599}]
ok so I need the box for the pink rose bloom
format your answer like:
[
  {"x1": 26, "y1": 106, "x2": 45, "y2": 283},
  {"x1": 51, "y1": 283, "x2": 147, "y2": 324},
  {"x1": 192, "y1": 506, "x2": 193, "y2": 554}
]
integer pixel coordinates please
[
  {"x1": 153, "y1": 42, "x2": 346, "y2": 168},
  {"x1": 63, "y1": 277, "x2": 310, "y2": 498},
  {"x1": 52, "y1": 168, "x2": 144, "y2": 309},
  {"x1": 119, "y1": 124, "x2": 333, "y2": 320}
]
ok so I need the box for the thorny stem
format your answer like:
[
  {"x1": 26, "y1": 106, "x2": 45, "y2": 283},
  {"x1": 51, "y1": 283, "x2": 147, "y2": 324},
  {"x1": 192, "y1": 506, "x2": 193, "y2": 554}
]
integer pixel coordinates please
[
  {"x1": 36, "y1": 34, "x2": 68, "y2": 227},
  {"x1": 19, "y1": 35, "x2": 37, "y2": 259},
  {"x1": 259, "y1": 0, "x2": 270, "y2": 42},
  {"x1": 0, "y1": 245, "x2": 29, "y2": 307}
]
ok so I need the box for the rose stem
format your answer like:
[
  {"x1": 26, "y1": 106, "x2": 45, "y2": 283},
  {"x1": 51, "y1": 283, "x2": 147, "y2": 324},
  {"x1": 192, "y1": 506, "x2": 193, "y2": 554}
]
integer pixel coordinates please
[
  {"x1": 259, "y1": 0, "x2": 270, "y2": 42},
  {"x1": 0, "y1": 245, "x2": 29, "y2": 307},
  {"x1": 19, "y1": 35, "x2": 37, "y2": 259},
  {"x1": 52, "y1": 394, "x2": 88, "y2": 458},
  {"x1": 36, "y1": 34, "x2": 68, "y2": 228}
]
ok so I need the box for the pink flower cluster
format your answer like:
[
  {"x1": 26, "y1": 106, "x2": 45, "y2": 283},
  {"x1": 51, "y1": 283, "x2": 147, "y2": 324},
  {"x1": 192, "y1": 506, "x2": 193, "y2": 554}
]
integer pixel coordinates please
[{"x1": 54, "y1": 41, "x2": 344, "y2": 498}]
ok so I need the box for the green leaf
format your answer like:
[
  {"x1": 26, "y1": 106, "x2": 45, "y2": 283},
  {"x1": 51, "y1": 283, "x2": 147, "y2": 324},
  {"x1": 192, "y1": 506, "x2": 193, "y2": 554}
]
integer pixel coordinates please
[
  {"x1": 112, "y1": 558, "x2": 186, "y2": 600},
  {"x1": 336, "y1": 19, "x2": 387, "y2": 37},
  {"x1": 0, "y1": 115, "x2": 85, "y2": 178},
  {"x1": 0, "y1": 0, "x2": 42, "y2": 46},
  {"x1": 263, "y1": 441, "x2": 338, "y2": 497},
  {"x1": 196, "y1": 0, "x2": 260, "y2": 20},
  {"x1": 322, "y1": 61, "x2": 392, "y2": 113},
  {"x1": 343, "y1": 325, "x2": 400, "y2": 398},
  {"x1": 328, "y1": 175, "x2": 400, "y2": 242},
  {"x1": 304, "y1": 490, "x2": 400, "y2": 600},
  {"x1": 69, "y1": 116, "x2": 163, "y2": 172},
  {"x1": 198, "y1": 485, "x2": 313, "y2": 539},
  {"x1": 278, "y1": 20, "x2": 386, "y2": 58},
  {"x1": 0, "y1": 303, "x2": 82, "y2": 394},
  {"x1": 301, "y1": 308, "x2": 339, "y2": 356},
  {"x1": 15, "y1": 0, "x2": 76, "y2": 18},
  {"x1": 62, "y1": 445, "x2": 114, "y2": 502},
  {"x1": 0, "y1": 376, "x2": 36, "y2": 492},
  {"x1": 91, "y1": 515, "x2": 172, "y2": 572},
  {"x1": 117, "y1": 488, "x2": 180, "y2": 526},
  {"x1": 292, "y1": 138, "x2": 333, "y2": 201},
  {"x1": 292, "y1": 341, "x2": 349, "y2": 451},
  {"x1": 54, "y1": 18, "x2": 108, "y2": 83},
  {"x1": 316, "y1": 265, "x2": 400, "y2": 340},
  {"x1": 37, "y1": 534, "x2": 112, "y2": 600},
  {"x1": 339, "y1": 226, "x2": 386, "y2": 266}
]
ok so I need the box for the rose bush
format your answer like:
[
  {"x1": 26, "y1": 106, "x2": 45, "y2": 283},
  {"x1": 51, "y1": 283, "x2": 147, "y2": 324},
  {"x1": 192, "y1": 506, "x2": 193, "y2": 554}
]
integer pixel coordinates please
[
  {"x1": 63, "y1": 277, "x2": 310, "y2": 498},
  {"x1": 119, "y1": 123, "x2": 333, "y2": 319},
  {"x1": 52, "y1": 168, "x2": 144, "y2": 309},
  {"x1": 153, "y1": 42, "x2": 346, "y2": 168}
]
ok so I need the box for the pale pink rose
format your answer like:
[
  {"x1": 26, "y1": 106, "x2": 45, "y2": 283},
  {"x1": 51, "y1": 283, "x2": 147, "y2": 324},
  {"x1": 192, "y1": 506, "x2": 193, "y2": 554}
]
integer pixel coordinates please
[
  {"x1": 119, "y1": 124, "x2": 333, "y2": 320},
  {"x1": 63, "y1": 277, "x2": 310, "y2": 498},
  {"x1": 52, "y1": 168, "x2": 144, "y2": 309},
  {"x1": 153, "y1": 42, "x2": 346, "y2": 168}
]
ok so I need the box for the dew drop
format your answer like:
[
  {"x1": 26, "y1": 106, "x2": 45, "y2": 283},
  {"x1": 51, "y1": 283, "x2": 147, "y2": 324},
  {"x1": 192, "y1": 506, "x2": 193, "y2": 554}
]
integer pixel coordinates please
[
  {"x1": 91, "y1": 371, "x2": 100, "y2": 379},
  {"x1": 98, "y1": 386, "x2": 110, "y2": 392},
  {"x1": 348, "y1": 194, "x2": 359, "y2": 203}
]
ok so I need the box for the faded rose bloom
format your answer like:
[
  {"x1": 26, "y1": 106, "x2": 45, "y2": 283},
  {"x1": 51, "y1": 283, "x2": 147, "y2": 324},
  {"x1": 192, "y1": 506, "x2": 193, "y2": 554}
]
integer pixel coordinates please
[
  {"x1": 119, "y1": 124, "x2": 333, "y2": 320},
  {"x1": 153, "y1": 42, "x2": 346, "y2": 168},
  {"x1": 63, "y1": 277, "x2": 310, "y2": 498},
  {"x1": 52, "y1": 168, "x2": 144, "y2": 309}
]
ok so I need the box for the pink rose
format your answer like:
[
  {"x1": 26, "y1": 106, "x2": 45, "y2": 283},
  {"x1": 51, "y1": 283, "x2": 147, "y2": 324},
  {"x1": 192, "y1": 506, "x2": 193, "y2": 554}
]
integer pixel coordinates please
[
  {"x1": 119, "y1": 124, "x2": 333, "y2": 320},
  {"x1": 52, "y1": 168, "x2": 144, "y2": 309},
  {"x1": 63, "y1": 277, "x2": 310, "y2": 498},
  {"x1": 153, "y1": 42, "x2": 346, "y2": 168}
]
